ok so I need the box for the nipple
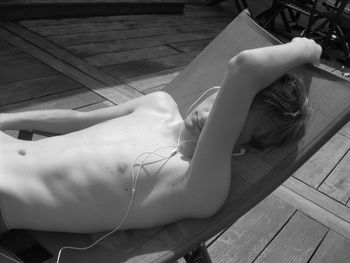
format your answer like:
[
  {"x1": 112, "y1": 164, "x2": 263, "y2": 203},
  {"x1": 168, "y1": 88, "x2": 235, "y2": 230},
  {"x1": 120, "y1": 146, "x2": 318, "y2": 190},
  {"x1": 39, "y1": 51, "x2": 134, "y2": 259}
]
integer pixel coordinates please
[
  {"x1": 18, "y1": 149, "x2": 26, "y2": 156},
  {"x1": 117, "y1": 162, "x2": 128, "y2": 174}
]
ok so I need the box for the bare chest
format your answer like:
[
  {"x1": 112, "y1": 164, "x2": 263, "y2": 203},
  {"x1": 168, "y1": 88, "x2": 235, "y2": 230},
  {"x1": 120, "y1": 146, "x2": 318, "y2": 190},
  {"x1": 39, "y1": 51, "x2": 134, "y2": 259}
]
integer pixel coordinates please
[{"x1": 25, "y1": 109, "x2": 188, "y2": 188}]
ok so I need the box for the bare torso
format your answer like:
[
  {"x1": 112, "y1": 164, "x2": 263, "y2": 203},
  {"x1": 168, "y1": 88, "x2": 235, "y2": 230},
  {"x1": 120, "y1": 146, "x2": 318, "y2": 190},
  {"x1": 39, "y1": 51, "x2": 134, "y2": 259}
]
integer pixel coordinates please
[
  {"x1": 0, "y1": 39, "x2": 318, "y2": 234},
  {"x1": 0, "y1": 102, "x2": 195, "y2": 233}
]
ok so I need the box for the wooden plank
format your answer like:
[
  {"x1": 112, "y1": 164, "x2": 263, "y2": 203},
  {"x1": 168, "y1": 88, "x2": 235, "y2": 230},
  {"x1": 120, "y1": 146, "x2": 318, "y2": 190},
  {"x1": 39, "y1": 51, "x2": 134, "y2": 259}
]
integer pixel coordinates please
[
  {"x1": 293, "y1": 133, "x2": 350, "y2": 188},
  {"x1": 103, "y1": 60, "x2": 174, "y2": 80},
  {"x1": 67, "y1": 38, "x2": 161, "y2": 57},
  {"x1": 0, "y1": 40, "x2": 13, "y2": 49},
  {"x1": 103, "y1": 51, "x2": 199, "y2": 80},
  {"x1": 30, "y1": 21, "x2": 129, "y2": 37},
  {"x1": 0, "y1": 75, "x2": 83, "y2": 107},
  {"x1": 3, "y1": 22, "x2": 142, "y2": 95},
  {"x1": 77, "y1": 100, "x2": 114, "y2": 111},
  {"x1": 47, "y1": 26, "x2": 179, "y2": 46},
  {"x1": 0, "y1": 1, "x2": 185, "y2": 20},
  {"x1": 124, "y1": 68, "x2": 181, "y2": 91},
  {"x1": 86, "y1": 46, "x2": 179, "y2": 67},
  {"x1": 0, "y1": 40, "x2": 23, "y2": 56},
  {"x1": 254, "y1": 211, "x2": 327, "y2": 263},
  {"x1": 0, "y1": 58, "x2": 57, "y2": 86},
  {"x1": 168, "y1": 39, "x2": 213, "y2": 53},
  {"x1": 0, "y1": 23, "x2": 142, "y2": 104},
  {"x1": 0, "y1": 50, "x2": 34, "y2": 64},
  {"x1": 66, "y1": 33, "x2": 216, "y2": 57},
  {"x1": 174, "y1": 23, "x2": 228, "y2": 34},
  {"x1": 0, "y1": 88, "x2": 104, "y2": 112},
  {"x1": 0, "y1": 53, "x2": 39, "y2": 67},
  {"x1": 184, "y1": 3, "x2": 234, "y2": 17},
  {"x1": 319, "y1": 150, "x2": 350, "y2": 204},
  {"x1": 273, "y1": 186, "x2": 350, "y2": 239},
  {"x1": 19, "y1": 14, "x2": 180, "y2": 27},
  {"x1": 310, "y1": 230, "x2": 350, "y2": 263},
  {"x1": 118, "y1": 17, "x2": 231, "y2": 30},
  {"x1": 284, "y1": 177, "x2": 350, "y2": 224},
  {"x1": 20, "y1": 11, "x2": 232, "y2": 30},
  {"x1": 208, "y1": 195, "x2": 295, "y2": 263},
  {"x1": 17, "y1": 3, "x2": 229, "y2": 28}
]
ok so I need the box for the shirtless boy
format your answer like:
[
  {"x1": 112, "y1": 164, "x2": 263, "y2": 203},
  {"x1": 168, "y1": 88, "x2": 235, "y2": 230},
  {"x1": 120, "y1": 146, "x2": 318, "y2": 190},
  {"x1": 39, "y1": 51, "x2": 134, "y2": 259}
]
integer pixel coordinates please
[{"x1": 0, "y1": 38, "x2": 321, "y2": 234}]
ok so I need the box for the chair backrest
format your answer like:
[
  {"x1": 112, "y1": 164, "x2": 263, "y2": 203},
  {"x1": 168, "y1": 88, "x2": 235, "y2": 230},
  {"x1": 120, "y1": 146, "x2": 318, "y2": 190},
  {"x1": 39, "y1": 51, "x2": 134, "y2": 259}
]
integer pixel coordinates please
[{"x1": 163, "y1": 12, "x2": 350, "y2": 261}]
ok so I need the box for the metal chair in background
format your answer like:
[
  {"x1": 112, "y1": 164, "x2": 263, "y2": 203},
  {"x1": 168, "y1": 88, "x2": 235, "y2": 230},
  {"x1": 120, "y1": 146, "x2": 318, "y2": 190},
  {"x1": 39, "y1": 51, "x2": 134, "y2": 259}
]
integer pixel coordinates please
[
  {"x1": 320, "y1": 0, "x2": 350, "y2": 65},
  {"x1": 255, "y1": 0, "x2": 321, "y2": 37},
  {"x1": 256, "y1": 0, "x2": 350, "y2": 66}
]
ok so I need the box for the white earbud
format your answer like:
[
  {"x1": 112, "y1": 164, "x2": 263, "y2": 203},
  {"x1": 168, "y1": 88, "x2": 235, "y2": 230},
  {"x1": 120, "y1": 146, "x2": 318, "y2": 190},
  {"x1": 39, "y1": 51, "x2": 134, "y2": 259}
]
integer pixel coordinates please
[
  {"x1": 170, "y1": 148, "x2": 178, "y2": 157},
  {"x1": 232, "y1": 148, "x2": 246, "y2": 156}
]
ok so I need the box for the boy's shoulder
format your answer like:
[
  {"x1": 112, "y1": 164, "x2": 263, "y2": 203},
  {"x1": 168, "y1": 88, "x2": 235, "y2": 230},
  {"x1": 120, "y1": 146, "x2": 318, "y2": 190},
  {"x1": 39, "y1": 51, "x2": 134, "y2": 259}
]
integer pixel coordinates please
[{"x1": 141, "y1": 91, "x2": 179, "y2": 113}]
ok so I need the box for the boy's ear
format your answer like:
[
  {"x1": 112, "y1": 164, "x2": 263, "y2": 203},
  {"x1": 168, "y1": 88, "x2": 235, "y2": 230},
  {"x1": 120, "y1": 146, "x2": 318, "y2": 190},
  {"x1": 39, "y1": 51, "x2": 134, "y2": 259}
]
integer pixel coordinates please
[
  {"x1": 241, "y1": 142, "x2": 262, "y2": 154},
  {"x1": 232, "y1": 147, "x2": 246, "y2": 156}
]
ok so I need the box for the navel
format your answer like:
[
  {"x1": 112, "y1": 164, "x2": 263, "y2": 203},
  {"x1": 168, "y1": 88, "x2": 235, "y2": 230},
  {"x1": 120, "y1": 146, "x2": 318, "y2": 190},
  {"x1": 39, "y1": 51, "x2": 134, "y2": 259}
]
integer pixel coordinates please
[{"x1": 18, "y1": 149, "x2": 26, "y2": 156}]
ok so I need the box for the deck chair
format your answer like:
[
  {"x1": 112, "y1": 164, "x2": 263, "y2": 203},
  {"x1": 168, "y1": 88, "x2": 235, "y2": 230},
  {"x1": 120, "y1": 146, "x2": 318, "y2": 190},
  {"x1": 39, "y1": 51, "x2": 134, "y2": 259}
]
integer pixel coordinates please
[{"x1": 11, "y1": 10, "x2": 350, "y2": 263}]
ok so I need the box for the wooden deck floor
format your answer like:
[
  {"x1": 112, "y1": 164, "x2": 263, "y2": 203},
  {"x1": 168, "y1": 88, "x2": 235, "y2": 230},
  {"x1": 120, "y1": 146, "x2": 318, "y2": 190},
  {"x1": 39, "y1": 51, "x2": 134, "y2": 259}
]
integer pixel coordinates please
[{"x1": 0, "y1": 0, "x2": 350, "y2": 262}]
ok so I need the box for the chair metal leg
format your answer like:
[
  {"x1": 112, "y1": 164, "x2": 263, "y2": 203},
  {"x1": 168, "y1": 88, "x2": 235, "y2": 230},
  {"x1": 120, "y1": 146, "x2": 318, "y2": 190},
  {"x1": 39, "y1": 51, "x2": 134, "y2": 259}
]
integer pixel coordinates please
[
  {"x1": 183, "y1": 243, "x2": 212, "y2": 263},
  {"x1": 334, "y1": 25, "x2": 350, "y2": 66},
  {"x1": 18, "y1": 130, "x2": 34, "y2": 141}
]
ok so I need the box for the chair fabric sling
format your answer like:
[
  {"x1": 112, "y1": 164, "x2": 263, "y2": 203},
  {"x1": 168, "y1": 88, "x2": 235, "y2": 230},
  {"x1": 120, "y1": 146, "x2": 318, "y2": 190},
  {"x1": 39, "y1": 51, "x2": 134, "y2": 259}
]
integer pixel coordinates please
[{"x1": 17, "y1": 11, "x2": 350, "y2": 263}]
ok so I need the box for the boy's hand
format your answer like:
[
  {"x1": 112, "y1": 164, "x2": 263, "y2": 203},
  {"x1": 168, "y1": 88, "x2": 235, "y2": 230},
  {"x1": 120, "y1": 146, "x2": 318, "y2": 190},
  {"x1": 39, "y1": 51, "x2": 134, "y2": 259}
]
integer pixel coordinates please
[{"x1": 292, "y1": 37, "x2": 322, "y2": 65}]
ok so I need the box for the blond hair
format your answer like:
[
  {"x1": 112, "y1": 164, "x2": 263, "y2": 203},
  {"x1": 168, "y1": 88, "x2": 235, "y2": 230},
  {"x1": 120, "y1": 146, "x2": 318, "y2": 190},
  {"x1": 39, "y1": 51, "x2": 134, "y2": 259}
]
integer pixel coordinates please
[{"x1": 248, "y1": 73, "x2": 310, "y2": 150}]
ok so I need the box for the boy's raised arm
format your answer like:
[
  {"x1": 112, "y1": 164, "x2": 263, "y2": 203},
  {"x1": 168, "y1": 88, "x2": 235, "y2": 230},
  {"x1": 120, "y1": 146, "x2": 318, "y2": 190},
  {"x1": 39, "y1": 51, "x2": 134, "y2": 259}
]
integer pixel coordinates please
[
  {"x1": 237, "y1": 37, "x2": 321, "y2": 94},
  {"x1": 186, "y1": 38, "x2": 321, "y2": 216}
]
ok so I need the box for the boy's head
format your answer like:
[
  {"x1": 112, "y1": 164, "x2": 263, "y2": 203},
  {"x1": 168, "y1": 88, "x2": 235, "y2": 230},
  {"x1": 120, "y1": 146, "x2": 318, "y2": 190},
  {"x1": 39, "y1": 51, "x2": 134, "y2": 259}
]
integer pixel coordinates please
[
  {"x1": 241, "y1": 73, "x2": 311, "y2": 152},
  {"x1": 184, "y1": 73, "x2": 311, "y2": 154}
]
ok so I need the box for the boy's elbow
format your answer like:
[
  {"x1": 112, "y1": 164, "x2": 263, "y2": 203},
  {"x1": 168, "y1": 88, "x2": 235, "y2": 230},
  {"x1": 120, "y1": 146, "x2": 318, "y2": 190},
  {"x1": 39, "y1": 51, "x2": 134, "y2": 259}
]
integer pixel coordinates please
[
  {"x1": 228, "y1": 50, "x2": 265, "y2": 93},
  {"x1": 228, "y1": 50, "x2": 257, "y2": 68}
]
